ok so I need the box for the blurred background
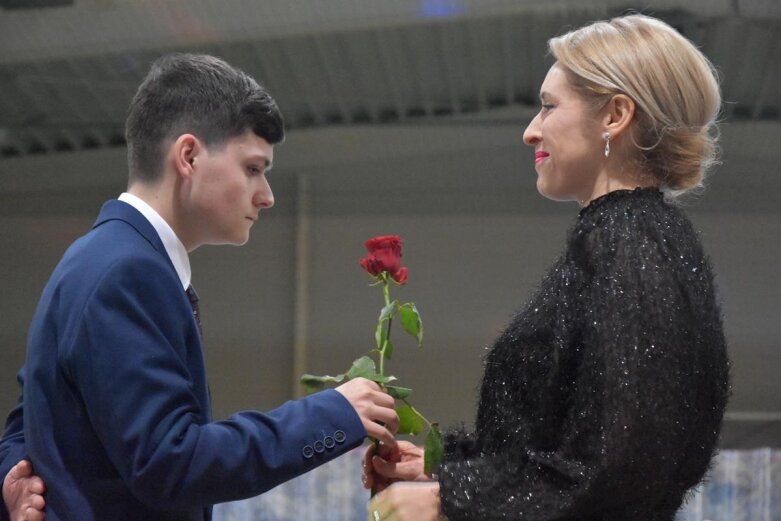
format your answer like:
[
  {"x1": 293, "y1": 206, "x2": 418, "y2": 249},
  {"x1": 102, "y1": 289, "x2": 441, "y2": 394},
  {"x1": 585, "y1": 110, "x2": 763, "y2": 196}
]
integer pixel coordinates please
[{"x1": 1, "y1": 0, "x2": 780, "y2": 457}]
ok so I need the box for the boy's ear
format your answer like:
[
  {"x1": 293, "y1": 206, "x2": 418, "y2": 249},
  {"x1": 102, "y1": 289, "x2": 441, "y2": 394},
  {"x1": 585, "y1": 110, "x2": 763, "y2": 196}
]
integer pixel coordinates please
[{"x1": 172, "y1": 134, "x2": 202, "y2": 179}]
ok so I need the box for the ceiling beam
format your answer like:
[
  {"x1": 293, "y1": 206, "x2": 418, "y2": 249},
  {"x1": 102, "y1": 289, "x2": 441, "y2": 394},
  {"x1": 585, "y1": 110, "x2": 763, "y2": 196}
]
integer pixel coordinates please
[{"x1": 2, "y1": 0, "x2": 759, "y2": 66}]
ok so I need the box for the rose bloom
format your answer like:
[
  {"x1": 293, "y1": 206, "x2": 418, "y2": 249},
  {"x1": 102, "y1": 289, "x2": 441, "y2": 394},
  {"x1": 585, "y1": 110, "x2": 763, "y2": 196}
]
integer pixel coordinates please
[{"x1": 359, "y1": 235, "x2": 408, "y2": 284}]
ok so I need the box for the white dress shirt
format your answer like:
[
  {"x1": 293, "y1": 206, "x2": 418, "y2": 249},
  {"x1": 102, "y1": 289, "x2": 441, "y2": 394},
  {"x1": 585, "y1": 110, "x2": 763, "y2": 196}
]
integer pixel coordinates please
[{"x1": 117, "y1": 192, "x2": 191, "y2": 290}]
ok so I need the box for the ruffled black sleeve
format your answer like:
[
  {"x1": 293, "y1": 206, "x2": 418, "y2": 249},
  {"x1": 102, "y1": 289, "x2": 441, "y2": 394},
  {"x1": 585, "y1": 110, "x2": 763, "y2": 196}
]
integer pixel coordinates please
[{"x1": 437, "y1": 190, "x2": 729, "y2": 520}]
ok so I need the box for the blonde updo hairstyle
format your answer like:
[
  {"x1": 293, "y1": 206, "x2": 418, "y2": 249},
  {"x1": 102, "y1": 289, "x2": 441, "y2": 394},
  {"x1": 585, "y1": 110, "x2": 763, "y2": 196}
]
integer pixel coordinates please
[{"x1": 549, "y1": 14, "x2": 721, "y2": 194}]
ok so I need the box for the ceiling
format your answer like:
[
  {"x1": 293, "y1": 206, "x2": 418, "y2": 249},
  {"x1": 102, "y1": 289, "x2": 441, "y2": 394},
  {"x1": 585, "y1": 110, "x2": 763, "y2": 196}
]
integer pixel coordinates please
[{"x1": 0, "y1": 0, "x2": 780, "y2": 158}]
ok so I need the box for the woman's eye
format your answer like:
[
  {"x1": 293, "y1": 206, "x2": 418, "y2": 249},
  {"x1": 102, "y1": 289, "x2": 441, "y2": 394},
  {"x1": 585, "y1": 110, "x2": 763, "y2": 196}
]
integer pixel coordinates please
[
  {"x1": 541, "y1": 104, "x2": 555, "y2": 111},
  {"x1": 248, "y1": 166, "x2": 261, "y2": 176}
]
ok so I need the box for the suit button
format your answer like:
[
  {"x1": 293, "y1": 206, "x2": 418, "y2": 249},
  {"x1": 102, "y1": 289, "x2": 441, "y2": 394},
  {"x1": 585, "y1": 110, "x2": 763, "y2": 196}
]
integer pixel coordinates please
[
  {"x1": 334, "y1": 430, "x2": 346, "y2": 443},
  {"x1": 302, "y1": 445, "x2": 314, "y2": 459},
  {"x1": 323, "y1": 436, "x2": 335, "y2": 449},
  {"x1": 314, "y1": 440, "x2": 325, "y2": 454}
]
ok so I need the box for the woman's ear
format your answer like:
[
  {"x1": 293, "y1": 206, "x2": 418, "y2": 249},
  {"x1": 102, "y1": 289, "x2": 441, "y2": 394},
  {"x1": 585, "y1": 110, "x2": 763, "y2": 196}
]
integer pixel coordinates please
[
  {"x1": 603, "y1": 94, "x2": 636, "y2": 139},
  {"x1": 172, "y1": 134, "x2": 202, "y2": 180}
]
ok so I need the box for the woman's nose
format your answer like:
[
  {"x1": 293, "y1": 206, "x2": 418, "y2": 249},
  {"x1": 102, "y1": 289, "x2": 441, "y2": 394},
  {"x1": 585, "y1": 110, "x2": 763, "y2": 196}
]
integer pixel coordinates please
[{"x1": 523, "y1": 114, "x2": 541, "y2": 147}]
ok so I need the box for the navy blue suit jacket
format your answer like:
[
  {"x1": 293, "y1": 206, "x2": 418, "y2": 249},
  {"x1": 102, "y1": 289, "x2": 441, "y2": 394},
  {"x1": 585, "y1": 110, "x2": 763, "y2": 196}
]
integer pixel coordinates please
[{"x1": 0, "y1": 200, "x2": 365, "y2": 520}]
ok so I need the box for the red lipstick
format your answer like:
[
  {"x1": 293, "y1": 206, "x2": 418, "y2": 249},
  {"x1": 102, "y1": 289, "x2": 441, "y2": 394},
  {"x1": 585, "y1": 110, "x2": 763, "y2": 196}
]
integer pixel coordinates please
[{"x1": 535, "y1": 151, "x2": 550, "y2": 165}]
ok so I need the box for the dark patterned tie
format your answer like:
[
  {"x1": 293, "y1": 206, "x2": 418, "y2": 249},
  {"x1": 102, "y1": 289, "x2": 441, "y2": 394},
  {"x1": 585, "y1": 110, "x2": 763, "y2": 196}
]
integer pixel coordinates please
[{"x1": 186, "y1": 285, "x2": 202, "y2": 337}]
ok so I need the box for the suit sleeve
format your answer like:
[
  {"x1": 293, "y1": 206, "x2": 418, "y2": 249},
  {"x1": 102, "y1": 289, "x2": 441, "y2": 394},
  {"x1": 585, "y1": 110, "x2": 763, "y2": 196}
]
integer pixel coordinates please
[
  {"x1": 0, "y1": 368, "x2": 29, "y2": 521},
  {"x1": 63, "y1": 256, "x2": 366, "y2": 509},
  {"x1": 438, "y1": 212, "x2": 728, "y2": 520}
]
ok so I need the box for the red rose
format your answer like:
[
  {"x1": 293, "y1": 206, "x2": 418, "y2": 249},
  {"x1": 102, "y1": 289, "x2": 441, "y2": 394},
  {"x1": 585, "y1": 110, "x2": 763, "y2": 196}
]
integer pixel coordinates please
[{"x1": 359, "y1": 235, "x2": 408, "y2": 284}]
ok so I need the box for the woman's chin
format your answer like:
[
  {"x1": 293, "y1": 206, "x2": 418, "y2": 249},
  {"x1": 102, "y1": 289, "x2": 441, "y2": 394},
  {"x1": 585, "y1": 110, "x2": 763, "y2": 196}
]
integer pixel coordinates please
[
  {"x1": 536, "y1": 180, "x2": 576, "y2": 203},
  {"x1": 536, "y1": 178, "x2": 558, "y2": 202}
]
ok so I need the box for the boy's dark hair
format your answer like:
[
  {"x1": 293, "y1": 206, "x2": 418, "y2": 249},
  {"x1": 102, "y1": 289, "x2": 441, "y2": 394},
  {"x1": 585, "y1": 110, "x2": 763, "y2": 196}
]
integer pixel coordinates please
[{"x1": 125, "y1": 53, "x2": 285, "y2": 183}]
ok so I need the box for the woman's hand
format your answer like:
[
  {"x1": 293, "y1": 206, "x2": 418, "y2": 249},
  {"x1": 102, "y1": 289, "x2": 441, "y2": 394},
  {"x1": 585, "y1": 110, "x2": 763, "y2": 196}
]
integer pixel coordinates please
[
  {"x1": 363, "y1": 440, "x2": 426, "y2": 492},
  {"x1": 368, "y1": 481, "x2": 446, "y2": 521}
]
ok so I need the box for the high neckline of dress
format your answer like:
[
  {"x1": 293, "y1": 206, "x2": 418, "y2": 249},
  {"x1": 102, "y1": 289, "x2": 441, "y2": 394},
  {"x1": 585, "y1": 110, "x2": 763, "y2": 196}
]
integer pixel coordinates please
[{"x1": 578, "y1": 187, "x2": 663, "y2": 219}]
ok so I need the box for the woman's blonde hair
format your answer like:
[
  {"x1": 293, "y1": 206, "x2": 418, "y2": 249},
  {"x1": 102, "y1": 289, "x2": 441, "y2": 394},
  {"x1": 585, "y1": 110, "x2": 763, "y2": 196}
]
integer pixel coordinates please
[{"x1": 549, "y1": 14, "x2": 721, "y2": 193}]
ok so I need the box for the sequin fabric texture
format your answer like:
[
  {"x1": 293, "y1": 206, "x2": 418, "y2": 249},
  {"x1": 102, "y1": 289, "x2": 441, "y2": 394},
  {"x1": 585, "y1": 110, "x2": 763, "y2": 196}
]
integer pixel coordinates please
[{"x1": 438, "y1": 188, "x2": 730, "y2": 521}]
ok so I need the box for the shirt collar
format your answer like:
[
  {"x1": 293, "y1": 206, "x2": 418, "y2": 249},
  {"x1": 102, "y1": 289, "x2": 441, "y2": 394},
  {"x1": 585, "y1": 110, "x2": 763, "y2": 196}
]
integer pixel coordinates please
[{"x1": 118, "y1": 192, "x2": 191, "y2": 290}]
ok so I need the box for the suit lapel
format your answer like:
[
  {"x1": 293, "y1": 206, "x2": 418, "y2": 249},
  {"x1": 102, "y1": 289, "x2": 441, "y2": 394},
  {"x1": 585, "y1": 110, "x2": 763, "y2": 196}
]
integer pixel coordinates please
[{"x1": 95, "y1": 200, "x2": 211, "y2": 421}]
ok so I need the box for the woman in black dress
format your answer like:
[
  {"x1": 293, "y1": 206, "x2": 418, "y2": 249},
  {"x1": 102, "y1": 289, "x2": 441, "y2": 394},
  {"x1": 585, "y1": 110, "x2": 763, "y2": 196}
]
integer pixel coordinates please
[{"x1": 366, "y1": 14, "x2": 730, "y2": 521}]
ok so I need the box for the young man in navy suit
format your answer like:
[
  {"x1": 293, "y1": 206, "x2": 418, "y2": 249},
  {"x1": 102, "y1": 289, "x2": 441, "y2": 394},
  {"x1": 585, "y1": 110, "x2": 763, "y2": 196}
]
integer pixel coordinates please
[{"x1": 0, "y1": 53, "x2": 399, "y2": 521}]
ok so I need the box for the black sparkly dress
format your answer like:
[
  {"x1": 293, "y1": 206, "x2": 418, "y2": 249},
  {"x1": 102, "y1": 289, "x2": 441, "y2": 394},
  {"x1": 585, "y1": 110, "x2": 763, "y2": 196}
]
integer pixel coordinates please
[{"x1": 438, "y1": 188, "x2": 730, "y2": 521}]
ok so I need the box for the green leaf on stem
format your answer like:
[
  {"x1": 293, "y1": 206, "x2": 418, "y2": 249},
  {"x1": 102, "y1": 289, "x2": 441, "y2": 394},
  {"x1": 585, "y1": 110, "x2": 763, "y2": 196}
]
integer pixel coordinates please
[
  {"x1": 300, "y1": 373, "x2": 346, "y2": 394},
  {"x1": 365, "y1": 373, "x2": 397, "y2": 384},
  {"x1": 383, "y1": 339, "x2": 394, "y2": 360},
  {"x1": 399, "y1": 303, "x2": 423, "y2": 347},
  {"x1": 376, "y1": 300, "x2": 397, "y2": 350},
  {"x1": 375, "y1": 320, "x2": 385, "y2": 350},
  {"x1": 386, "y1": 385, "x2": 412, "y2": 400},
  {"x1": 379, "y1": 300, "x2": 398, "y2": 322},
  {"x1": 344, "y1": 357, "x2": 397, "y2": 384},
  {"x1": 396, "y1": 404, "x2": 426, "y2": 435},
  {"x1": 346, "y1": 356, "x2": 377, "y2": 379},
  {"x1": 424, "y1": 423, "x2": 444, "y2": 476}
]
